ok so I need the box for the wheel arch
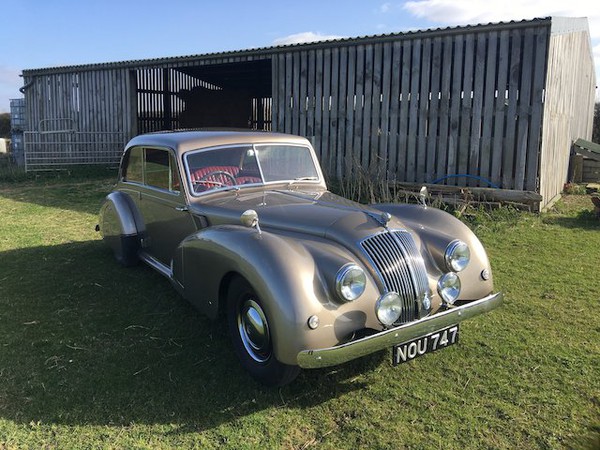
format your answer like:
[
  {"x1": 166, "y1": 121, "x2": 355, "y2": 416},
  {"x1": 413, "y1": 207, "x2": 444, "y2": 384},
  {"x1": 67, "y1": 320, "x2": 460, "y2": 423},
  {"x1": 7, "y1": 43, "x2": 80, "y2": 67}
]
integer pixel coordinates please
[
  {"x1": 218, "y1": 271, "x2": 242, "y2": 318},
  {"x1": 173, "y1": 225, "x2": 330, "y2": 365},
  {"x1": 98, "y1": 190, "x2": 146, "y2": 266}
]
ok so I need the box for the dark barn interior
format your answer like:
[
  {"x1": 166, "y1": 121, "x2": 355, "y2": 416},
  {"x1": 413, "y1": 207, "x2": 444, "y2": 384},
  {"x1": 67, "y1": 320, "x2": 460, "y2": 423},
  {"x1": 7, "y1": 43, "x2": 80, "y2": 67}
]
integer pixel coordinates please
[{"x1": 135, "y1": 59, "x2": 272, "y2": 134}]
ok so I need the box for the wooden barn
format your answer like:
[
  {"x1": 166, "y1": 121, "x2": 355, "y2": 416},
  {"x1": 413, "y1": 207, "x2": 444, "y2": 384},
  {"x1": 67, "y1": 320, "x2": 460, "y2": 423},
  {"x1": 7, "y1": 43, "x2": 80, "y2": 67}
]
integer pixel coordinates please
[{"x1": 17, "y1": 17, "x2": 596, "y2": 209}]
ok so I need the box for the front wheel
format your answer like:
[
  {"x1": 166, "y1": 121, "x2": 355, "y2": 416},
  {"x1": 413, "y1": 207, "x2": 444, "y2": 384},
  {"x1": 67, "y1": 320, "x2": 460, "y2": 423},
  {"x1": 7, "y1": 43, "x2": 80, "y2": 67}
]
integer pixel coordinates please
[{"x1": 227, "y1": 277, "x2": 300, "y2": 386}]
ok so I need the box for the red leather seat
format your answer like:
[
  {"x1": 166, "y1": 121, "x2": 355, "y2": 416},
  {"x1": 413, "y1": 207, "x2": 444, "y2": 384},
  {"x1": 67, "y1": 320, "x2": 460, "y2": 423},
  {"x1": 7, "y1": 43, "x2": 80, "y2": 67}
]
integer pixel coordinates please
[
  {"x1": 235, "y1": 176, "x2": 262, "y2": 184},
  {"x1": 190, "y1": 166, "x2": 240, "y2": 182}
]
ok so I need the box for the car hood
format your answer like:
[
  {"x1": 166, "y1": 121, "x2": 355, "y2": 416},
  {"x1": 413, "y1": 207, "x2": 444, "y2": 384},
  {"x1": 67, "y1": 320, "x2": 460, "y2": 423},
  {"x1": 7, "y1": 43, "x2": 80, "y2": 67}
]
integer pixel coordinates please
[{"x1": 190, "y1": 189, "x2": 408, "y2": 242}]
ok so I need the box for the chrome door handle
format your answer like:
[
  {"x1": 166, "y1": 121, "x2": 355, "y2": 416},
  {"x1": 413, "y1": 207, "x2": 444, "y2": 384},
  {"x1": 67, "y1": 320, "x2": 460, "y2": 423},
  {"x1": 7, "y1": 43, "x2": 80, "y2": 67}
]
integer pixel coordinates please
[{"x1": 175, "y1": 205, "x2": 189, "y2": 212}]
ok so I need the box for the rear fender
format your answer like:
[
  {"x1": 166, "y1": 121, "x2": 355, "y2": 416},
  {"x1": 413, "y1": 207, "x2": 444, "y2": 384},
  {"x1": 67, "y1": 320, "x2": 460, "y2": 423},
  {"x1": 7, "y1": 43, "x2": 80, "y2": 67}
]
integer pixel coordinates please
[{"x1": 98, "y1": 191, "x2": 145, "y2": 265}]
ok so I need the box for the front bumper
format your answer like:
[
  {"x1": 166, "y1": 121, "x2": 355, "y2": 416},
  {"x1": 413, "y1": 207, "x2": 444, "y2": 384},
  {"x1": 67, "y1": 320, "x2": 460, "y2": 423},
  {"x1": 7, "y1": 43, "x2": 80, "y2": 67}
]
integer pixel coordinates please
[{"x1": 297, "y1": 292, "x2": 503, "y2": 369}]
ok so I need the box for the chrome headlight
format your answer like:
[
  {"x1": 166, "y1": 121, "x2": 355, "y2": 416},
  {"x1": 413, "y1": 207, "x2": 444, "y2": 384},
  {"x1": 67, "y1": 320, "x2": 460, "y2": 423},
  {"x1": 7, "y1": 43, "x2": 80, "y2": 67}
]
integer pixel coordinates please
[
  {"x1": 445, "y1": 240, "x2": 470, "y2": 272},
  {"x1": 335, "y1": 264, "x2": 366, "y2": 302},
  {"x1": 438, "y1": 272, "x2": 461, "y2": 305},
  {"x1": 375, "y1": 292, "x2": 403, "y2": 326}
]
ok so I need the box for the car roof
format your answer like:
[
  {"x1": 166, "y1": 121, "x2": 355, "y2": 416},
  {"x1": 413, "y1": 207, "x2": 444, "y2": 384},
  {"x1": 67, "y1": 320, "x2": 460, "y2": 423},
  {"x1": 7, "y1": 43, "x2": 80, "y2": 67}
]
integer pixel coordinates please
[{"x1": 125, "y1": 130, "x2": 312, "y2": 156}]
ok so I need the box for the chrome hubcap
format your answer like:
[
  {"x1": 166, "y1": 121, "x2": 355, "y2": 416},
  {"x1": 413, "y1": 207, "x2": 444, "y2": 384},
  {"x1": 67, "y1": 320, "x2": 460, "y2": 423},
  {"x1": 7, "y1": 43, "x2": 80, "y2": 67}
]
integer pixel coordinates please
[{"x1": 238, "y1": 299, "x2": 271, "y2": 363}]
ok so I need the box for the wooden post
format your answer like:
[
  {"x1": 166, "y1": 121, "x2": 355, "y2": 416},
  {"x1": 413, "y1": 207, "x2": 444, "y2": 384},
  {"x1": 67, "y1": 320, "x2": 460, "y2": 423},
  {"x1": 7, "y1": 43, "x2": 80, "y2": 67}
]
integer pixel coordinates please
[
  {"x1": 569, "y1": 153, "x2": 584, "y2": 183},
  {"x1": 162, "y1": 69, "x2": 172, "y2": 130}
]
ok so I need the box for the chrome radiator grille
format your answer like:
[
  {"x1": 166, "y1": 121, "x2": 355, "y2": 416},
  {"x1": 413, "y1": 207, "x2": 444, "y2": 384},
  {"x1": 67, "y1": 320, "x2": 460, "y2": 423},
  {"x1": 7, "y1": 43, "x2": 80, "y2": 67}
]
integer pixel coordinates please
[{"x1": 360, "y1": 230, "x2": 429, "y2": 323}]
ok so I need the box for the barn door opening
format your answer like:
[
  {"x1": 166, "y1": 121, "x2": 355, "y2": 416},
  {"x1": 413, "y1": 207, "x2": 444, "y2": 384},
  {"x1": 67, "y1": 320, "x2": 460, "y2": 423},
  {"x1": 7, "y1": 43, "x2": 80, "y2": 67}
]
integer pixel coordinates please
[{"x1": 135, "y1": 59, "x2": 272, "y2": 134}]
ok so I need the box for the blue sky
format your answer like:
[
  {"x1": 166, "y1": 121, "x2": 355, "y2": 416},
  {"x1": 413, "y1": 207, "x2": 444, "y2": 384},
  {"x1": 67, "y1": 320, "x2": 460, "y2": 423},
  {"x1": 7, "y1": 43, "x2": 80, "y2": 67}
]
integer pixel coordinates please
[{"x1": 1, "y1": 0, "x2": 598, "y2": 112}]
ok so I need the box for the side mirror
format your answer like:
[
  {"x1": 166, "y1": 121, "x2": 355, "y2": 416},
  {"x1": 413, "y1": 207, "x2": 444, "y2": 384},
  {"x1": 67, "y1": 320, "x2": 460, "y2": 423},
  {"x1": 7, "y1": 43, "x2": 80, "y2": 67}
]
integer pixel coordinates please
[
  {"x1": 241, "y1": 209, "x2": 262, "y2": 234},
  {"x1": 419, "y1": 186, "x2": 428, "y2": 207}
]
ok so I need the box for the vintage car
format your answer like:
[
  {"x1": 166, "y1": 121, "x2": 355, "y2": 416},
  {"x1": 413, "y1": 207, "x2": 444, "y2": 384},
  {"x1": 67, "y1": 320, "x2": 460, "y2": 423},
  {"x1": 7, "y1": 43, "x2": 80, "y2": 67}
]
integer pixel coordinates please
[{"x1": 98, "y1": 130, "x2": 502, "y2": 386}]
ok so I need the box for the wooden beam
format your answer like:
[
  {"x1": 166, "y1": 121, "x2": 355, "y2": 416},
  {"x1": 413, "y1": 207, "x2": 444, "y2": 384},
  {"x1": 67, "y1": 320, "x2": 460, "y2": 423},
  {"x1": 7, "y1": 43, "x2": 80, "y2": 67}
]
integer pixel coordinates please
[{"x1": 394, "y1": 181, "x2": 543, "y2": 205}]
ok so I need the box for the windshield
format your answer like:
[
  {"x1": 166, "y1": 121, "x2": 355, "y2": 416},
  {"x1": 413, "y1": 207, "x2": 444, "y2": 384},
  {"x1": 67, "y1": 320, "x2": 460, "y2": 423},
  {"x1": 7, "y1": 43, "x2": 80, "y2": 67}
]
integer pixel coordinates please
[
  {"x1": 255, "y1": 145, "x2": 319, "y2": 182},
  {"x1": 185, "y1": 143, "x2": 320, "y2": 194}
]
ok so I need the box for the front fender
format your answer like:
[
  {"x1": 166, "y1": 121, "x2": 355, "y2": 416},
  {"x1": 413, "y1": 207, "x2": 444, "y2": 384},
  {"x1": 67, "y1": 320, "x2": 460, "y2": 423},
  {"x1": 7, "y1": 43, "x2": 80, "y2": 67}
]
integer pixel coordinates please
[
  {"x1": 373, "y1": 203, "x2": 494, "y2": 300},
  {"x1": 173, "y1": 225, "x2": 382, "y2": 365}
]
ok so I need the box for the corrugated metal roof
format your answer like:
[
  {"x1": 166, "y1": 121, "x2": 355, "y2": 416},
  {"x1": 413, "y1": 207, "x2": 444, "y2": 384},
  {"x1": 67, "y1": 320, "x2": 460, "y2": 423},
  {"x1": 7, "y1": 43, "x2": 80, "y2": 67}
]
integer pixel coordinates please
[{"x1": 22, "y1": 17, "x2": 552, "y2": 76}]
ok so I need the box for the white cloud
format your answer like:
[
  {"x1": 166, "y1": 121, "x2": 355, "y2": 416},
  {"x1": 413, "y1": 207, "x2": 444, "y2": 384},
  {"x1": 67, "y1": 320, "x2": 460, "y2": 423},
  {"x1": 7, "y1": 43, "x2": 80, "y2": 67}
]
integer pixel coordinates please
[
  {"x1": 380, "y1": 2, "x2": 392, "y2": 13},
  {"x1": 403, "y1": 0, "x2": 600, "y2": 99},
  {"x1": 403, "y1": 0, "x2": 599, "y2": 38},
  {"x1": 273, "y1": 32, "x2": 345, "y2": 46}
]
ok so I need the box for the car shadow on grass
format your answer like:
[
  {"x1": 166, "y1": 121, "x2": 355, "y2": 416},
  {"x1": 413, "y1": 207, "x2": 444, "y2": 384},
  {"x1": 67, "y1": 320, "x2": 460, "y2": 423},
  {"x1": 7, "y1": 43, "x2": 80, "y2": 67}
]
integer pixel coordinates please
[{"x1": 0, "y1": 240, "x2": 383, "y2": 430}]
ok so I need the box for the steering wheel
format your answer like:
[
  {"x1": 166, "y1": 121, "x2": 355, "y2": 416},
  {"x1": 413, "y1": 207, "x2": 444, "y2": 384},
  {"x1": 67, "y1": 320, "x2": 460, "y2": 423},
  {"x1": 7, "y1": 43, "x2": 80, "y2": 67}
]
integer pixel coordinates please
[{"x1": 194, "y1": 170, "x2": 237, "y2": 191}]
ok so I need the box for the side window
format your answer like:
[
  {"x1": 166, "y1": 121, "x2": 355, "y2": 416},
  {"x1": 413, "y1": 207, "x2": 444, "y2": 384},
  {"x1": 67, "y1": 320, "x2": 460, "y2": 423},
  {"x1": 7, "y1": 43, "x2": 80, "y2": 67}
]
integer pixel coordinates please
[
  {"x1": 123, "y1": 147, "x2": 143, "y2": 183},
  {"x1": 170, "y1": 153, "x2": 181, "y2": 193},
  {"x1": 145, "y1": 148, "x2": 170, "y2": 190}
]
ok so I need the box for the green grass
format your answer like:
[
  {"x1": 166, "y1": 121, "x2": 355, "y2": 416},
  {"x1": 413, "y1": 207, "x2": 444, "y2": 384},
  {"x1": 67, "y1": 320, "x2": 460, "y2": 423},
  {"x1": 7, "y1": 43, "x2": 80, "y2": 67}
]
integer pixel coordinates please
[{"x1": 0, "y1": 177, "x2": 599, "y2": 449}]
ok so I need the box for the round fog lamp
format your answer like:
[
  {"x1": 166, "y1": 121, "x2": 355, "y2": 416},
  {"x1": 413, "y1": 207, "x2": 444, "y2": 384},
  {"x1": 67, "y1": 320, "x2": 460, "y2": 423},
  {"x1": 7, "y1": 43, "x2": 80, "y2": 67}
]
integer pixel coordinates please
[
  {"x1": 438, "y1": 272, "x2": 461, "y2": 305},
  {"x1": 336, "y1": 264, "x2": 366, "y2": 302},
  {"x1": 445, "y1": 240, "x2": 470, "y2": 272},
  {"x1": 376, "y1": 292, "x2": 403, "y2": 326}
]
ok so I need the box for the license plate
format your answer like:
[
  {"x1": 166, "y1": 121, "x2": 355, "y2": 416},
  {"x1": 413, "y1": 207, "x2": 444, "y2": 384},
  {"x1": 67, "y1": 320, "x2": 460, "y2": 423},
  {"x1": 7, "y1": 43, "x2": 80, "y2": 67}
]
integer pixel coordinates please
[{"x1": 392, "y1": 324, "x2": 459, "y2": 365}]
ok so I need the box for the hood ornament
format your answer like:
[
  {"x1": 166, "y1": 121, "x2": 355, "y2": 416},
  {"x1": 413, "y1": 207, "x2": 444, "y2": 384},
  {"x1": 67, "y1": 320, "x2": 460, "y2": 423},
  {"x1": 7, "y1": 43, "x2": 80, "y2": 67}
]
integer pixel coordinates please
[
  {"x1": 360, "y1": 210, "x2": 392, "y2": 229},
  {"x1": 419, "y1": 186, "x2": 429, "y2": 208},
  {"x1": 380, "y1": 212, "x2": 392, "y2": 227}
]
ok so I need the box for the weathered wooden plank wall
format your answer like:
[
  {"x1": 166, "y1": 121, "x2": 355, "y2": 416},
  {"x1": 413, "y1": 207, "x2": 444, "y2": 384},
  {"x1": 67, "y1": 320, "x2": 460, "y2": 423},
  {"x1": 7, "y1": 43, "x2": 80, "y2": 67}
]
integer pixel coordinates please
[
  {"x1": 539, "y1": 25, "x2": 596, "y2": 207},
  {"x1": 272, "y1": 22, "x2": 552, "y2": 195},
  {"x1": 26, "y1": 69, "x2": 133, "y2": 134},
  {"x1": 23, "y1": 68, "x2": 132, "y2": 168},
  {"x1": 23, "y1": 55, "x2": 271, "y2": 168},
  {"x1": 21, "y1": 18, "x2": 596, "y2": 206}
]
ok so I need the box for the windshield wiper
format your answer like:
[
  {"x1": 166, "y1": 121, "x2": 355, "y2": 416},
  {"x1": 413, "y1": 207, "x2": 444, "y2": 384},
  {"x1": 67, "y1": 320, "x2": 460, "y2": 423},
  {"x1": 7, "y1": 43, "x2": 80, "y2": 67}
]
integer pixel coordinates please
[
  {"x1": 288, "y1": 176, "x2": 319, "y2": 186},
  {"x1": 220, "y1": 185, "x2": 241, "y2": 192}
]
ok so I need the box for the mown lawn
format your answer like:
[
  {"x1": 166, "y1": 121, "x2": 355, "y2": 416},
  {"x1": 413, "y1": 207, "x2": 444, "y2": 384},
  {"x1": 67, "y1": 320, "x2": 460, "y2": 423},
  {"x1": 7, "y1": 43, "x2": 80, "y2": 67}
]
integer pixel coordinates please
[{"x1": 0, "y1": 172, "x2": 598, "y2": 449}]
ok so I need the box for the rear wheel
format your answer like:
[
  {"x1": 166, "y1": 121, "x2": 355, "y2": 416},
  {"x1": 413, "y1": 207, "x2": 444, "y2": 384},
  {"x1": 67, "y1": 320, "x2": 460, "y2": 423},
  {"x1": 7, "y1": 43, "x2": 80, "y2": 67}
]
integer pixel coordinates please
[{"x1": 227, "y1": 277, "x2": 300, "y2": 386}]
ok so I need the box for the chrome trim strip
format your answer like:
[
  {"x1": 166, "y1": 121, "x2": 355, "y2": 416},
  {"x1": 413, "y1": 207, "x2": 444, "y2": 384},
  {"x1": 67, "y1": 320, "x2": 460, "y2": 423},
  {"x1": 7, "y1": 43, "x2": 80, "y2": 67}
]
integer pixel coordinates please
[
  {"x1": 297, "y1": 292, "x2": 503, "y2": 369},
  {"x1": 139, "y1": 252, "x2": 173, "y2": 278}
]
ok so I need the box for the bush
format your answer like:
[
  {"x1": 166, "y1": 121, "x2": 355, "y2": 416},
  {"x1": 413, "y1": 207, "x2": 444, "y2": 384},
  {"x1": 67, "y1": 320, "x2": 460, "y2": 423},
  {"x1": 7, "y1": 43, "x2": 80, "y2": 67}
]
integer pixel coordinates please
[{"x1": 0, "y1": 113, "x2": 10, "y2": 139}]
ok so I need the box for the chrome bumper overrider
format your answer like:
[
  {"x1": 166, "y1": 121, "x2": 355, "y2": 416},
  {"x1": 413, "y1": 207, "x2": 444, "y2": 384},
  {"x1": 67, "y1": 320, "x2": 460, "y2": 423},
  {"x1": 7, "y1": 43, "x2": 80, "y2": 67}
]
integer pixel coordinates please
[{"x1": 297, "y1": 292, "x2": 503, "y2": 369}]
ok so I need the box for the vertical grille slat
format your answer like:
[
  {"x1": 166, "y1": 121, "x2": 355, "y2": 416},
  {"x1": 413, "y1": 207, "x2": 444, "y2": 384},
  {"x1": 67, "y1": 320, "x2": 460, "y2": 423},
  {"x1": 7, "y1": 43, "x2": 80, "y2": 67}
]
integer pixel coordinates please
[
  {"x1": 372, "y1": 236, "x2": 403, "y2": 292},
  {"x1": 396, "y1": 231, "x2": 429, "y2": 294},
  {"x1": 360, "y1": 230, "x2": 429, "y2": 324},
  {"x1": 375, "y1": 234, "x2": 414, "y2": 323}
]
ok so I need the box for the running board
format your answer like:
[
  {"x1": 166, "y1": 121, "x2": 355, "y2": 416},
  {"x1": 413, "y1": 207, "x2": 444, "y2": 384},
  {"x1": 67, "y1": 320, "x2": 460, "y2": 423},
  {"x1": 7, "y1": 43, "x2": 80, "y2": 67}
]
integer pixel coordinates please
[{"x1": 139, "y1": 252, "x2": 172, "y2": 278}]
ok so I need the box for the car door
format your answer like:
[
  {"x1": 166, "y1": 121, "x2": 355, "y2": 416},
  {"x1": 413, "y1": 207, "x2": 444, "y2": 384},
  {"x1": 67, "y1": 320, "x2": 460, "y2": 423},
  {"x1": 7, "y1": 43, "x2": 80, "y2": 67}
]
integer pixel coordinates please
[{"x1": 124, "y1": 146, "x2": 196, "y2": 266}]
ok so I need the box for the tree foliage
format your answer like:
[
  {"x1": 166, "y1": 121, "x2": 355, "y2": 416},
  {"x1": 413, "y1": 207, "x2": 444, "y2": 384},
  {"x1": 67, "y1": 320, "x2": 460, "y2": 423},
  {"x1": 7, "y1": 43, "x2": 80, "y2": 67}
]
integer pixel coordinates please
[
  {"x1": 594, "y1": 103, "x2": 600, "y2": 144},
  {"x1": 0, "y1": 113, "x2": 10, "y2": 139}
]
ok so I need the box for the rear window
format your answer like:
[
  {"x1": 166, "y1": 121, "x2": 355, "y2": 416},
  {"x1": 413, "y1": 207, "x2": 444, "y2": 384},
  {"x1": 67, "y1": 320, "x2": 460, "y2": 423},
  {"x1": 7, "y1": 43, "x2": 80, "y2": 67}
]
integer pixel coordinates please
[
  {"x1": 122, "y1": 147, "x2": 181, "y2": 193},
  {"x1": 123, "y1": 147, "x2": 143, "y2": 183}
]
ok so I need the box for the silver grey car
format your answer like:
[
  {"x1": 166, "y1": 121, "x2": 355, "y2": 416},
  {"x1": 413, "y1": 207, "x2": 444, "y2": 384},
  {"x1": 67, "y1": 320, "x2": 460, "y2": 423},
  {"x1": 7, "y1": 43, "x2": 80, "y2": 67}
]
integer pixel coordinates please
[{"x1": 98, "y1": 130, "x2": 502, "y2": 386}]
